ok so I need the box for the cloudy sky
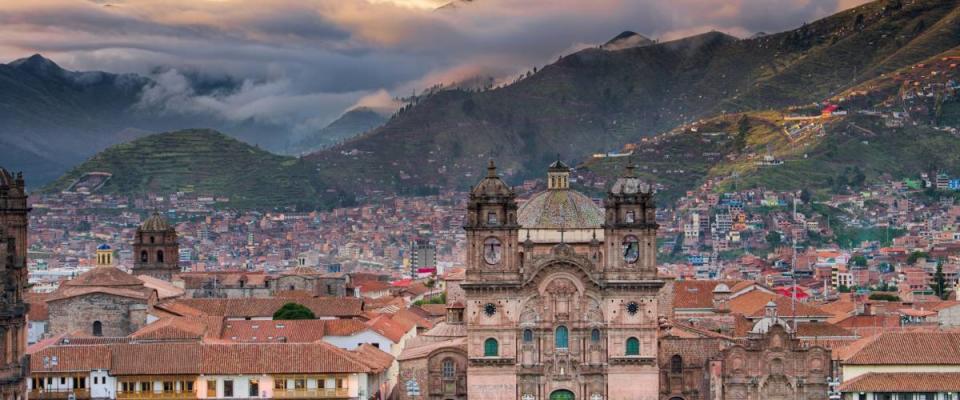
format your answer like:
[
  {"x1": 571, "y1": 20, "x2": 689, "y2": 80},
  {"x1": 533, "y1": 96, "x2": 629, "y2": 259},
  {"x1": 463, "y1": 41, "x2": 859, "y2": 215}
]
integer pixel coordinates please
[{"x1": 0, "y1": 0, "x2": 870, "y2": 135}]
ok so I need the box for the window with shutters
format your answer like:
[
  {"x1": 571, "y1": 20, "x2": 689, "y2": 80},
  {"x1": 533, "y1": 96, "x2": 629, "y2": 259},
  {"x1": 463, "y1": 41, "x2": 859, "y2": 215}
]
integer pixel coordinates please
[
  {"x1": 483, "y1": 338, "x2": 498, "y2": 357},
  {"x1": 626, "y1": 337, "x2": 640, "y2": 356}
]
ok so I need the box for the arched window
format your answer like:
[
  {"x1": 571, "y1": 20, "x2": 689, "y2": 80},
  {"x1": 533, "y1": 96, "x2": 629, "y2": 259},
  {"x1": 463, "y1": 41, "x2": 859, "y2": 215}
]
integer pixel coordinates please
[
  {"x1": 92, "y1": 321, "x2": 103, "y2": 337},
  {"x1": 140, "y1": 251, "x2": 148, "y2": 262},
  {"x1": 625, "y1": 337, "x2": 640, "y2": 356},
  {"x1": 441, "y1": 358, "x2": 455, "y2": 378},
  {"x1": 671, "y1": 355, "x2": 683, "y2": 373},
  {"x1": 591, "y1": 328, "x2": 601, "y2": 342},
  {"x1": 483, "y1": 338, "x2": 498, "y2": 357},
  {"x1": 555, "y1": 326, "x2": 568, "y2": 350},
  {"x1": 150, "y1": 236, "x2": 155, "y2": 244},
  {"x1": 156, "y1": 250, "x2": 164, "y2": 263},
  {"x1": 523, "y1": 329, "x2": 533, "y2": 343}
]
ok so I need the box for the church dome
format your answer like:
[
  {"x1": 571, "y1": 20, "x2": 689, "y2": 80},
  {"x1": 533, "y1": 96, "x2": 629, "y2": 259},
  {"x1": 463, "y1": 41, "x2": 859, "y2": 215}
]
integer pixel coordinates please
[
  {"x1": 518, "y1": 189, "x2": 603, "y2": 229},
  {"x1": 140, "y1": 212, "x2": 172, "y2": 231},
  {"x1": 470, "y1": 160, "x2": 513, "y2": 198},
  {"x1": 97, "y1": 244, "x2": 112, "y2": 251}
]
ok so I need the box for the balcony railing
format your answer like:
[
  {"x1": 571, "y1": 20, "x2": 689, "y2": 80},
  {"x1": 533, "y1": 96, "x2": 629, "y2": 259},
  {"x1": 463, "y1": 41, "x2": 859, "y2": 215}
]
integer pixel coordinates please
[
  {"x1": 116, "y1": 391, "x2": 196, "y2": 400},
  {"x1": 273, "y1": 388, "x2": 350, "y2": 398},
  {"x1": 29, "y1": 389, "x2": 90, "y2": 400}
]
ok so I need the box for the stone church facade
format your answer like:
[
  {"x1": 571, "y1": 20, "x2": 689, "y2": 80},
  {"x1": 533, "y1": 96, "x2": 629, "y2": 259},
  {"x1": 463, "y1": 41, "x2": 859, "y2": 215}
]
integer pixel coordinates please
[
  {"x1": 659, "y1": 303, "x2": 831, "y2": 400},
  {"x1": 462, "y1": 161, "x2": 664, "y2": 400},
  {"x1": 0, "y1": 169, "x2": 29, "y2": 400}
]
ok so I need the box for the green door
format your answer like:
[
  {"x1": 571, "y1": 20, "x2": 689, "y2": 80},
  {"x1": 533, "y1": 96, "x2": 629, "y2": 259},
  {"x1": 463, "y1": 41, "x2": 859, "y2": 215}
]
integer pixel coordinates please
[{"x1": 550, "y1": 390, "x2": 575, "y2": 400}]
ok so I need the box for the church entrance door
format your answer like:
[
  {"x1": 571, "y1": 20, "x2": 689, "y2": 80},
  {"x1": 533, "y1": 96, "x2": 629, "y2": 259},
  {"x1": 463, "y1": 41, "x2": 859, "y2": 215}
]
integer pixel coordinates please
[{"x1": 550, "y1": 389, "x2": 575, "y2": 400}]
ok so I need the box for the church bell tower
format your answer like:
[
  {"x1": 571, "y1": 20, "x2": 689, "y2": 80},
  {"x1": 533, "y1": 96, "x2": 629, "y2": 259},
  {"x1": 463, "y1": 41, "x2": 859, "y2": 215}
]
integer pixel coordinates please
[
  {"x1": 0, "y1": 168, "x2": 29, "y2": 399},
  {"x1": 464, "y1": 160, "x2": 521, "y2": 282},
  {"x1": 603, "y1": 163, "x2": 658, "y2": 279},
  {"x1": 132, "y1": 212, "x2": 180, "y2": 280}
]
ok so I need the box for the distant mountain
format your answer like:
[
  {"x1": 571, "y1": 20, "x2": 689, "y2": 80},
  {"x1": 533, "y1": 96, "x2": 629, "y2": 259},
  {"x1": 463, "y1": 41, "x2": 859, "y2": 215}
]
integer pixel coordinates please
[
  {"x1": 306, "y1": 0, "x2": 960, "y2": 194},
  {"x1": 601, "y1": 31, "x2": 655, "y2": 51},
  {"x1": 45, "y1": 130, "x2": 348, "y2": 209},
  {"x1": 0, "y1": 55, "x2": 292, "y2": 186},
  {"x1": 583, "y1": 45, "x2": 960, "y2": 201},
  {"x1": 292, "y1": 107, "x2": 388, "y2": 154}
]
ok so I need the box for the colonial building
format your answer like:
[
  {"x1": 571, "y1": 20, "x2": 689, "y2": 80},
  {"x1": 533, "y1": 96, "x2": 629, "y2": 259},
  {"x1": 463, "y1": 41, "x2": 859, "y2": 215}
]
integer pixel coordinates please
[
  {"x1": 46, "y1": 266, "x2": 159, "y2": 337},
  {"x1": 0, "y1": 168, "x2": 29, "y2": 400},
  {"x1": 462, "y1": 160, "x2": 665, "y2": 400},
  {"x1": 398, "y1": 304, "x2": 469, "y2": 400},
  {"x1": 659, "y1": 302, "x2": 832, "y2": 400},
  {"x1": 131, "y1": 213, "x2": 180, "y2": 281}
]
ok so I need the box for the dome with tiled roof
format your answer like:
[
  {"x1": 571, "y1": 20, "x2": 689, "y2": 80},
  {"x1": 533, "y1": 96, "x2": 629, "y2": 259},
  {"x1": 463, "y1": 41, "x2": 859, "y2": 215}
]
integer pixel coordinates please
[
  {"x1": 518, "y1": 189, "x2": 603, "y2": 229},
  {"x1": 140, "y1": 212, "x2": 172, "y2": 232},
  {"x1": 97, "y1": 243, "x2": 112, "y2": 251}
]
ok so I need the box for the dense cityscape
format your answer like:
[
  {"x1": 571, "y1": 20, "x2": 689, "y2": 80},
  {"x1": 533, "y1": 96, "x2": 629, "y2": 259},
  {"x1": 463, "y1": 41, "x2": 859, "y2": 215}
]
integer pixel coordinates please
[{"x1": 6, "y1": 0, "x2": 960, "y2": 400}]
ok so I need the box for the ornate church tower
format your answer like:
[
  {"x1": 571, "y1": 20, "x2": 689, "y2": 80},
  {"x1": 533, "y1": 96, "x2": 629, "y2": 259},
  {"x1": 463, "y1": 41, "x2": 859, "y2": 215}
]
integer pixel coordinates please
[
  {"x1": 602, "y1": 163, "x2": 657, "y2": 279},
  {"x1": 464, "y1": 160, "x2": 521, "y2": 282},
  {"x1": 0, "y1": 168, "x2": 29, "y2": 399},
  {"x1": 132, "y1": 212, "x2": 180, "y2": 280},
  {"x1": 463, "y1": 160, "x2": 524, "y2": 398}
]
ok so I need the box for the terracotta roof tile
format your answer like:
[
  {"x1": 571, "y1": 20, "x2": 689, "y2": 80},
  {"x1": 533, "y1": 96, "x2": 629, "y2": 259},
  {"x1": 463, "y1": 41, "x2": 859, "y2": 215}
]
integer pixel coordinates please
[
  {"x1": 167, "y1": 297, "x2": 362, "y2": 318},
  {"x1": 106, "y1": 341, "x2": 379, "y2": 375},
  {"x1": 110, "y1": 342, "x2": 202, "y2": 375},
  {"x1": 221, "y1": 319, "x2": 327, "y2": 343},
  {"x1": 672, "y1": 280, "x2": 741, "y2": 310},
  {"x1": 795, "y1": 322, "x2": 856, "y2": 338},
  {"x1": 30, "y1": 345, "x2": 112, "y2": 373},
  {"x1": 365, "y1": 314, "x2": 412, "y2": 343},
  {"x1": 129, "y1": 317, "x2": 220, "y2": 341},
  {"x1": 842, "y1": 331, "x2": 960, "y2": 365},
  {"x1": 729, "y1": 290, "x2": 831, "y2": 318},
  {"x1": 840, "y1": 373, "x2": 960, "y2": 392}
]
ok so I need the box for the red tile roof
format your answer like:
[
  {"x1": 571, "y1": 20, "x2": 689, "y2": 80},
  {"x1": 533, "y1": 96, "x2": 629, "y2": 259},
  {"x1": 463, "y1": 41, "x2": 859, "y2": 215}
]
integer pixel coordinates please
[
  {"x1": 105, "y1": 341, "x2": 382, "y2": 375},
  {"x1": 840, "y1": 373, "x2": 960, "y2": 392},
  {"x1": 164, "y1": 297, "x2": 362, "y2": 318},
  {"x1": 841, "y1": 331, "x2": 960, "y2": 365},
  {"x1": 365, "y1": 314, "x2": 413, "y2": 343},
  {"x1": 30, "y1": 345, "x2": 112, "y2": 373},
  {"x1": 729, "y1": 290, "x2": 831, "y2": 319}
]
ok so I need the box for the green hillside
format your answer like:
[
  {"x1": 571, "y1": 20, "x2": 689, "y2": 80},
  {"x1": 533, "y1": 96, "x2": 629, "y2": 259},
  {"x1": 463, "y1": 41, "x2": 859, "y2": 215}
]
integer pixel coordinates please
[
  {"x1": 584, "y1": 40, "x2": 960, "y2": 202},
  {"x1": 307, "y1": 0, "x2": 960, "y2": 194},
  {"x1": 45, "y1": 129, "x2": 346, "y2": 209}
]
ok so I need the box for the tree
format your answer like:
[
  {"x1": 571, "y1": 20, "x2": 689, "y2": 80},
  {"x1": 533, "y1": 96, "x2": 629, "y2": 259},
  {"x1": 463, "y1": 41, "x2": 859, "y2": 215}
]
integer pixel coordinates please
[
  {"x1": 848, "y1": 255, "x2": 868, "y2": 268},
  {"x1": 273, "y1": 303, "x2": 315, "y2": 320},
  {"x1": 907, "y1": 251, "x2": 929, "y2": 265},
  {"x1": 931, "y1": 260, "x2": 948, "y2": 300},
  {"x1": 766, "y1": 231, "x2": 782, "y2": 248},
  {"x1": 734, "y1": 115, "x2": 750, "y2": 150}
]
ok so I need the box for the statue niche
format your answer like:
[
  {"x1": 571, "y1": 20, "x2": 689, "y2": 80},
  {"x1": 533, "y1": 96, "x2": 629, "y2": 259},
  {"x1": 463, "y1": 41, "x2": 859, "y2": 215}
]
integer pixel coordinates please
[{"x1": 545, "y1": 277, "x2": 578, "y2": 321}]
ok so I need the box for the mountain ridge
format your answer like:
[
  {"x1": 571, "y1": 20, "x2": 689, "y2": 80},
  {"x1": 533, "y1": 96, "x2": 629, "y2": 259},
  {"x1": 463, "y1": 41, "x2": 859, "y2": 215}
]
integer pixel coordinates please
[{"x1": 305, "y1": 0, "x2": 960, "y2": 195}]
